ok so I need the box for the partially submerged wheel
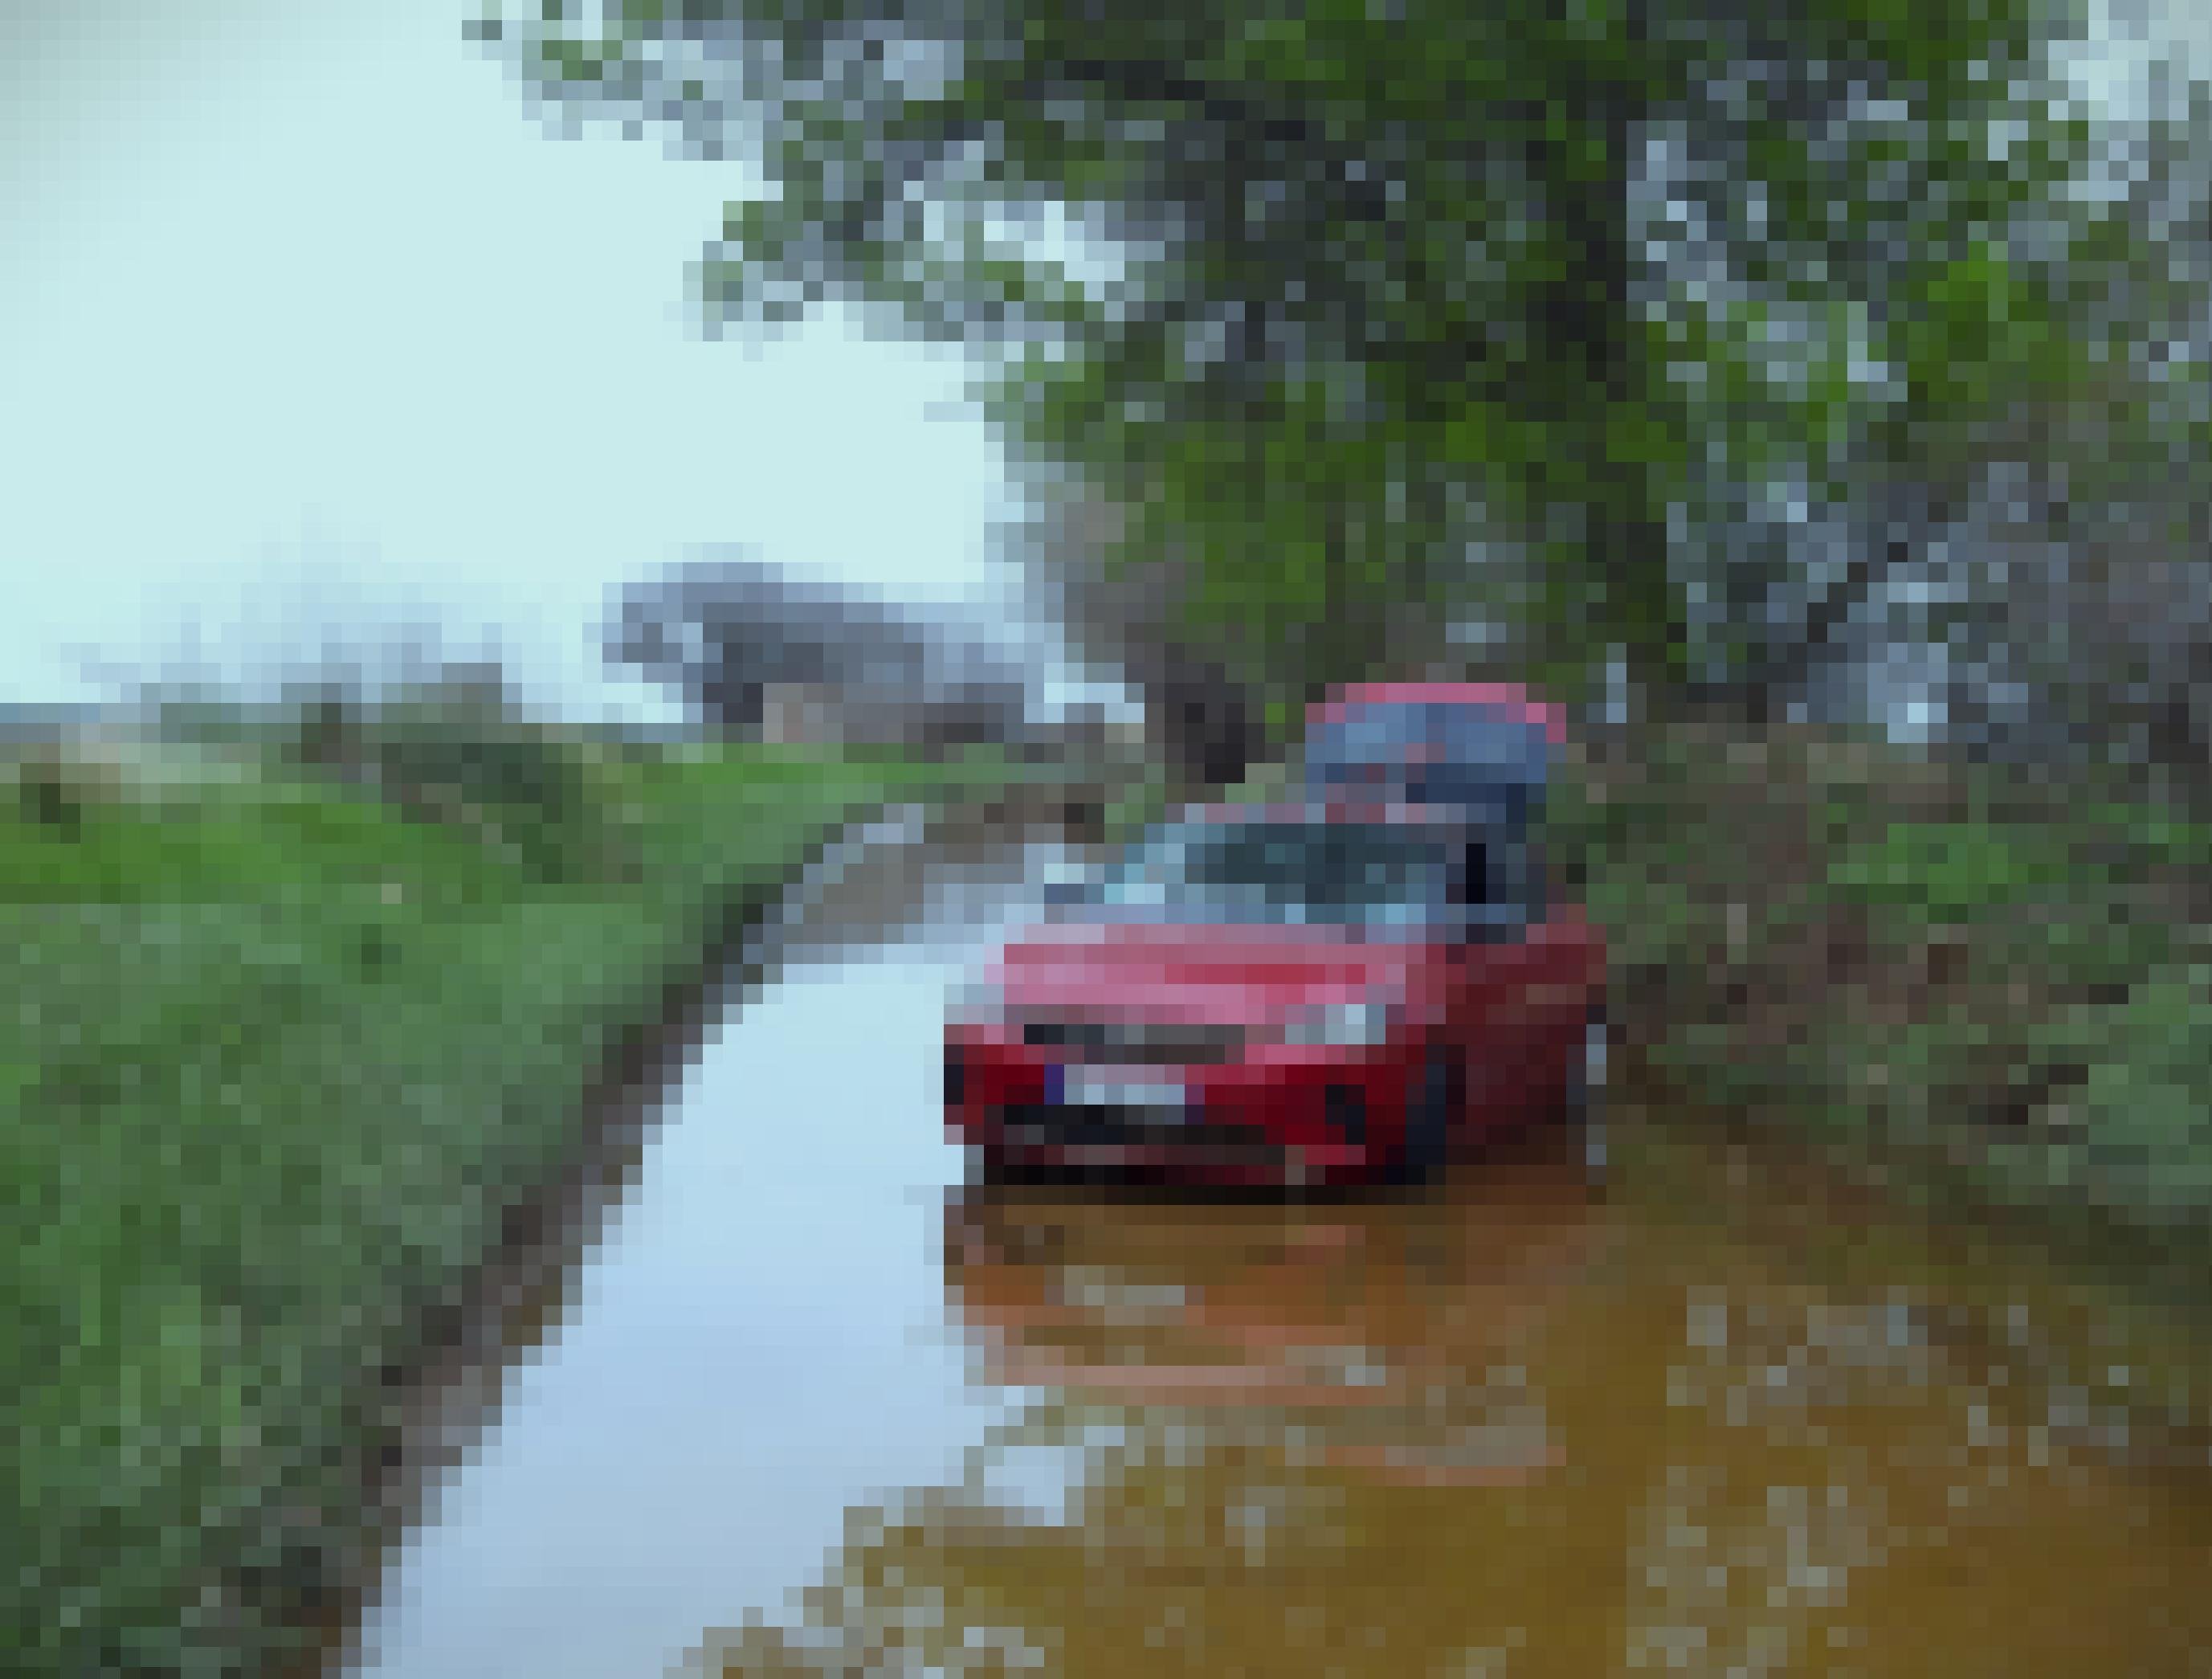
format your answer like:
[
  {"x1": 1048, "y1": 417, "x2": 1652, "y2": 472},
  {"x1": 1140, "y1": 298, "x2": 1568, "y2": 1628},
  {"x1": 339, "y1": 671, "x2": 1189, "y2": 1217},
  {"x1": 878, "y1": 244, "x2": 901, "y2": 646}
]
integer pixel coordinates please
[
  {"x1": 1401, "y1": 1046, "x2": 1462, "y2": 1183},
  {"x1": 1569, "y1": 1012, "x2": 1610, "y2": 1186}
]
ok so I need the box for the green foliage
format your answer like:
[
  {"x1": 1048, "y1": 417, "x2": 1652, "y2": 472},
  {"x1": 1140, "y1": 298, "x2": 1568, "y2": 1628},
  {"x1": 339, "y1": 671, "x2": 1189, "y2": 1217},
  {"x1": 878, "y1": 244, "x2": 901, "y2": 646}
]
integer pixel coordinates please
[
  {"x1": 2047, "y1": 967, "x2": 2212, "y2": 1219},
  {"x1": 480, "y1": 0, "x2": 2174, "y2": 711},
  {"x1": 1549, "y1": 721, "x2": 2212, "y2": 1264},
  {"x1": 267, "y1": 682, "x2": 624, "y2": 885},
  {"x1": 1826, "y1": 820, "x2": 2078, "y2": 919},
  {"x1": 10, "y1": 746, "x2": 124, "y2": 838}
]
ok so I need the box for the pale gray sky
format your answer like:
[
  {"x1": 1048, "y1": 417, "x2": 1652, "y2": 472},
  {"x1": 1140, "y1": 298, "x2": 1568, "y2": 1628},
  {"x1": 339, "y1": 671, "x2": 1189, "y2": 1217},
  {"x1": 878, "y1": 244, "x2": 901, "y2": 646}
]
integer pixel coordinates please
[
  {"x1": 2, "y1": 2, "x2": 2202, "y2": 721},
  {"x1": 2, "y1": 0, "x2": 1018, "y2": 721}
]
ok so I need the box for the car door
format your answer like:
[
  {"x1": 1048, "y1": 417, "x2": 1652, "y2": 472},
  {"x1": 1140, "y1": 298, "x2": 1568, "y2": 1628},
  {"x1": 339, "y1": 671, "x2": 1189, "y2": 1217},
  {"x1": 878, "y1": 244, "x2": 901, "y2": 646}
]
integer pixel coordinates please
[{"x1": 1439, "y1": 823, "x2": 1587, "y2": 1122}]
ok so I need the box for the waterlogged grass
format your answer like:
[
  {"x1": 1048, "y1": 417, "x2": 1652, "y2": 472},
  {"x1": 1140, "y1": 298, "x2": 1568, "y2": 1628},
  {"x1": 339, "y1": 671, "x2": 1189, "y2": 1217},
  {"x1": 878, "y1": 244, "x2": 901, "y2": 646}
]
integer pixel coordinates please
[
  {"x1": 1549, "y1": 721, "x2": 2212, "y2": 1289},
  {"x1": 1, "y1": 734, "x2": 990, "y2": 1677}
]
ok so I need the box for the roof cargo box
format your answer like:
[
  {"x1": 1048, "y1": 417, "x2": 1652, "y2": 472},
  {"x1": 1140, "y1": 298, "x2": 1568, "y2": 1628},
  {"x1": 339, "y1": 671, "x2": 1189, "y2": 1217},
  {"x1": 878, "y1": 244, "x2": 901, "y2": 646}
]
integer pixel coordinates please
[{"x1": 1303, "y1": 684, "x2": 1561, "y2": 826}]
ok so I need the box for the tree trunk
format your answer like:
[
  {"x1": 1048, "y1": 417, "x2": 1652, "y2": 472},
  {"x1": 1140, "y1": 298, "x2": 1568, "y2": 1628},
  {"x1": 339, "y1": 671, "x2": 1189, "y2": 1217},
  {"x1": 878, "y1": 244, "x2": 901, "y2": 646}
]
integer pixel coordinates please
[
  {"x1": 1532, "y1": 1, "x2": 1677, "y2": 714},
  {"x1": 1137, "y1": 639, "x2": 1263, "y2": 794}
]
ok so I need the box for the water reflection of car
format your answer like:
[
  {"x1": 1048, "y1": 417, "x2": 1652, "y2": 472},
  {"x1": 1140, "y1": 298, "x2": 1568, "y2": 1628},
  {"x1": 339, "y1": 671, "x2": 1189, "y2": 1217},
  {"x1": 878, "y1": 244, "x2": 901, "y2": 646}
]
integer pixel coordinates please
[
  {"x1": 944, "y1": 783, "x2": 1606, "y2": 1189},
  {"x1": 941, "y1": 1162, "x2": 1603, "y2": 1485}
]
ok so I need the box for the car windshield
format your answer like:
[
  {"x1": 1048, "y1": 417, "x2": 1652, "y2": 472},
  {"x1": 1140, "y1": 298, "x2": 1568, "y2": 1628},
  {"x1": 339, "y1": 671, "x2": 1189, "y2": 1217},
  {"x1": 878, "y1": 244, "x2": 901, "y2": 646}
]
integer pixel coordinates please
[{"x1": 1092, "y1": 819, "x2": 1456, "y2": 927}]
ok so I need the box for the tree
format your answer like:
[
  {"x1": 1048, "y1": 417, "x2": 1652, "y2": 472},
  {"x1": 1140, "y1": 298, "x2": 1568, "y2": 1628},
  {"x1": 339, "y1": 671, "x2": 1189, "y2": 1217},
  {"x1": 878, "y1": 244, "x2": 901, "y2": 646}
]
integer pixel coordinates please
[
  {"x1": 475, "y1": 0, "x2": 2185, "y2": 768},
  {"x1": 1935, "y1": 70, "x2": 2212, "y2": 781},
  {"x1": 606, "y1": 555, "x2": 1038, "y2": 747}
]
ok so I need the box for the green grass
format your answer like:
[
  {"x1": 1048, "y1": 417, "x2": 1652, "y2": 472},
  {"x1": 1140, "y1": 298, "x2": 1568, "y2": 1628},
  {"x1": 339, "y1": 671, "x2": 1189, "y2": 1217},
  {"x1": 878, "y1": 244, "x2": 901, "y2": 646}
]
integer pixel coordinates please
[
  {"x1": 1545, "y1": 720, "x2": 2212, "y2": 1291},
  {"x1": 1, "y1": 731, "x2": 995, "y2": 1677}
]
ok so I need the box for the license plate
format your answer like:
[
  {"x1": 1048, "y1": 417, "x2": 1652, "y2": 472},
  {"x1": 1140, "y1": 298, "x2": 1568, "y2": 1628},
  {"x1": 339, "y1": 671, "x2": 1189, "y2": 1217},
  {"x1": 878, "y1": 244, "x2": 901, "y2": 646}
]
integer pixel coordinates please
[{"x1": 1055, "y1": 1066, "x2": 1190, "y2": 1113}]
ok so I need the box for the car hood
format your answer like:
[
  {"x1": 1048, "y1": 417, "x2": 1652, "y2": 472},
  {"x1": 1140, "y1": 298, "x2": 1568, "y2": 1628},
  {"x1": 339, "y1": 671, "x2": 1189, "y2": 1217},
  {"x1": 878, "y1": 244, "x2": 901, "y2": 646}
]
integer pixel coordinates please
[{"x1": 988, "y1": 921, "x2": 1432, "y2": 1028}]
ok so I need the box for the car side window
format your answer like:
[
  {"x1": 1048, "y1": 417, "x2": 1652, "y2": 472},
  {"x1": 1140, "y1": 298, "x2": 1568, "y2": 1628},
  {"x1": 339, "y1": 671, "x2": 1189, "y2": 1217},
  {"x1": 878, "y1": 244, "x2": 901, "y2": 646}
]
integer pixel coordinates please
[
  {"x1": 1455, "y1": 831, "x2": 1545, "y2": 922},
  {"x1": 1504, "y1": 832, "x2": 1545, "y2": 921},
  {"x1": 1454, "y1": 840, "x2": 1489, "y2": 906}
]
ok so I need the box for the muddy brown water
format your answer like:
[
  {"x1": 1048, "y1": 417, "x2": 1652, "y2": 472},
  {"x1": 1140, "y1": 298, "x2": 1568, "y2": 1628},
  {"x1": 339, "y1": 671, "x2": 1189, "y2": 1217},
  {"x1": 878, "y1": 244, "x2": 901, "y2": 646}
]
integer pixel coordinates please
[{"x1": 345, "y1": 828, "x2": 2212, "y2": 1679}]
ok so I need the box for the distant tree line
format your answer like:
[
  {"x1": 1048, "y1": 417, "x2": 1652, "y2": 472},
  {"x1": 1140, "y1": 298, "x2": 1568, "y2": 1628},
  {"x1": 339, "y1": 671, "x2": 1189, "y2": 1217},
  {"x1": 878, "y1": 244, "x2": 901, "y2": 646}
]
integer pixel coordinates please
[{"x1": 604, "y1": 555, "x2": 1039, "y2": 750}]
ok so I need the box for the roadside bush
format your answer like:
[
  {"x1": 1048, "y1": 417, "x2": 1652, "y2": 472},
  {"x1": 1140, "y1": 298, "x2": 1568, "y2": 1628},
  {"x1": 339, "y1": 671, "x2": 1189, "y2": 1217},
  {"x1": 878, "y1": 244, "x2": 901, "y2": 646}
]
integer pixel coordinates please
[
  {"x1": 362, "y1": 710, "x2": 606, "y2": 884},
  {"x1": 1549, "y1": 717, "x2": 2212, "y2": 1264},
  {"x1": 10, "y1": 744, "x2": 127, "y2": 837},
  {"x1": 263, "y1": 668, "x2": 628, "y2": 887},
  {"x1": 2014, "y1": 966, "x2": 2212, "y2": 1224}
]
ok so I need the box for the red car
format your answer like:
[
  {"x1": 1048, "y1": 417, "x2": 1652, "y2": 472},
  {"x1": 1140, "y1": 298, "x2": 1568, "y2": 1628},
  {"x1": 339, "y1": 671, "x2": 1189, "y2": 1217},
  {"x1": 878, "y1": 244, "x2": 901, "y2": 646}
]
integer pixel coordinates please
[{"x1": 944, "y1": 770, "x2": 1608, "y2": 1189}]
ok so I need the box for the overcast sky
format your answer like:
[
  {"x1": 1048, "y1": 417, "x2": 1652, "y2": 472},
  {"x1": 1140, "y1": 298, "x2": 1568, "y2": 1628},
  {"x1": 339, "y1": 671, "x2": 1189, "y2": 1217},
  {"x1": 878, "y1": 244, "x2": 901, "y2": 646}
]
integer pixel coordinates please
[
  {"x1": 2, "y1": 1, "x2": 2203, "y2": 721},
  {"x1": 2, "y1": 0, "x2": 1022, "y2": 721}
]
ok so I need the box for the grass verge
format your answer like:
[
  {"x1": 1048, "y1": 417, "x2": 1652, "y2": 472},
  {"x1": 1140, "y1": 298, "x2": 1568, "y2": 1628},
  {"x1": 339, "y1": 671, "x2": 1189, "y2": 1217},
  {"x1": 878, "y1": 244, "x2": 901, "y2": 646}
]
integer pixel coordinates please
[
  {"x1": 2, "y1": 725, "x2": 1006, "y2": 1677},
  {"x1": 1548, "y1": 717, "x2": 2212, "y2": 1308}
]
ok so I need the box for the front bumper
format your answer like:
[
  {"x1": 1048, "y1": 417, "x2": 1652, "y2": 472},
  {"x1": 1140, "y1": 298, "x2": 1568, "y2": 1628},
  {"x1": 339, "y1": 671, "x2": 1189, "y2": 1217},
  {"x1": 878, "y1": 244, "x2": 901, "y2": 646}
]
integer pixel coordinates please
[{"x1": 944, "y1": 1028, "x2": 1428, "y2": 1187}]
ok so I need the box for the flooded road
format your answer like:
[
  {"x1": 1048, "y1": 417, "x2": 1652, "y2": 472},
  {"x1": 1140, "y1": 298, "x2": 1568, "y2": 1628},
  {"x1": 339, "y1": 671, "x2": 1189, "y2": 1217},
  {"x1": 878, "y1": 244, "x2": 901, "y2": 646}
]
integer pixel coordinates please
[
  {"x1": 351, "y1": 827, "x2": 2212, "y2": 1679},
  {"x1": 349, "y1": 819, "x2": 1052, "y2": 1679}
]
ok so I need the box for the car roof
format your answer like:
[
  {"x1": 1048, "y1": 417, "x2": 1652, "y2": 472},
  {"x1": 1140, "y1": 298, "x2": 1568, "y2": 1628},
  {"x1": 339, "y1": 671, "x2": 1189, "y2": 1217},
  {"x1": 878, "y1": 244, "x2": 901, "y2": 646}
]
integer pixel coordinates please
[
  {"x1": 1305, "y1": 681, "x2": 1567, "y2": 746},
  {"x1": 1169, "y1": 798, "x2": 1483, "y2": 831}
]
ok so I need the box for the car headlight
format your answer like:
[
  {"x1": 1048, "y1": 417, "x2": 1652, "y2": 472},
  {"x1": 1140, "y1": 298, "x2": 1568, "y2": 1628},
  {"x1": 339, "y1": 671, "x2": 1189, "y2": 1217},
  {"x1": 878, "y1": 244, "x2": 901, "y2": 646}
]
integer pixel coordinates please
[{"x1": 1278, "y1": 998, "x2": 1398, "y2": 1047}]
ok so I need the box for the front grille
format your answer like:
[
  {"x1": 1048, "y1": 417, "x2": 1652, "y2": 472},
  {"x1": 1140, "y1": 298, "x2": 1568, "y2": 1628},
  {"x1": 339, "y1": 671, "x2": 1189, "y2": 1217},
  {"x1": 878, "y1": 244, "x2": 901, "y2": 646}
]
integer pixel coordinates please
[
  {"x1": 1001, "y1": 1104, "x2": 1193, "y2": 1147},
  {"x1": 999, "y1": 1105, "x2": 1284, "y2": 1167},
  {"x1": 1323, "y1": 1082, "x2": 1367, "y2": 1146},
  {"x1": 1020, "y1": 1017, "x2": 1245, "y2": 1065}
]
